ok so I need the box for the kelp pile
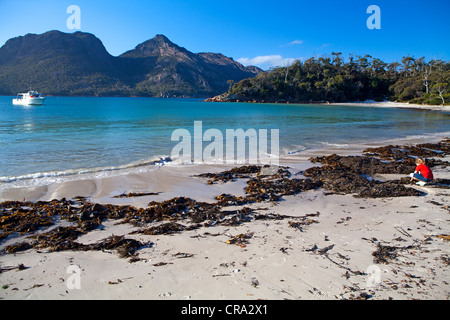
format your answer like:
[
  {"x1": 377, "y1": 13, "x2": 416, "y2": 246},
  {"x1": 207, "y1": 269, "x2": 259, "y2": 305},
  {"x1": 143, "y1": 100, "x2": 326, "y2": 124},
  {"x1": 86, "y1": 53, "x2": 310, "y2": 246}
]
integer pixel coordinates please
[
  {"x1": 0, "y1": 164, "x2": 325, "y2": 258},
  {"x1": 304, "y1": 139, "x2": 449, "y2": 197},
  {"x1": 363, "y1": 139, "x2": 450, "y2": 162},
  {"x1": 0, "y1": 196, "x2": 244, "y2": 257},
  {"x1": 197, "y1": 165, "x2": 291, "y2": 184},
  {"x1": 200, "y1": 165, "x2": 322, "y2": 204},
  {"x1": 371, "y1": 241, "x2": 421, "y2": 265},
  {"x1": 197, "y1": 165, "x2": 263, "y2": 184},
  {"x1": 0, "y1": 198, "x2": 150, "y2": 257},
  {"x1": 304, "y1": 162, "x2": 424, "y2": 198},
  {"x1": 198, "y1": 139, "x2": 449, "y2": 200},
  {"x1": 0, "y1": 195, "x2": 316, "y2": 258},
  {"x1": 113, "y1": 192, "x2": 160, "y2": 198}
]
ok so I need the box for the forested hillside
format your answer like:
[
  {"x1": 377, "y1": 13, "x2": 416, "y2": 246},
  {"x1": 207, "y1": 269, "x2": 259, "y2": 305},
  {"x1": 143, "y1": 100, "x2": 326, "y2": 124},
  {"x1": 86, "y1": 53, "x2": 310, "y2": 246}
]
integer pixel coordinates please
[{"x1": 212, "y1": 53, "x2": 449, "y2": 105}]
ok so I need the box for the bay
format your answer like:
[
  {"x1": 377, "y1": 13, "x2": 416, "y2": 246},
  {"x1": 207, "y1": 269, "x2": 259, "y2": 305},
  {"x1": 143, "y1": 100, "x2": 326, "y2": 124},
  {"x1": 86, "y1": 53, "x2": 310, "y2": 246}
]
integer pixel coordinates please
[{"x1": 0, "y1": 96, "x2": 448, "y2": 187}]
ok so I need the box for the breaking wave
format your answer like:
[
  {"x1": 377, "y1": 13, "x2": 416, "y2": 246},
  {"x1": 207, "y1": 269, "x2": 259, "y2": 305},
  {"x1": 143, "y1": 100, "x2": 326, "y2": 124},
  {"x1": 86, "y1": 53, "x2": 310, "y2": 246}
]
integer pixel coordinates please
[{"x1": 0, "y1": 155, "x2": 173, "y2": 188}]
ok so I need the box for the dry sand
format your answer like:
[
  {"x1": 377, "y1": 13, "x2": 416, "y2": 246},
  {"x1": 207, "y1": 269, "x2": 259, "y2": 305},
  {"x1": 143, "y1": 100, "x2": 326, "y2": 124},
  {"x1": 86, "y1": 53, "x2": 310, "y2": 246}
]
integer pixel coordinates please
[{"x1": 0, "y1": 137, "x2": 449, "y2": 300}]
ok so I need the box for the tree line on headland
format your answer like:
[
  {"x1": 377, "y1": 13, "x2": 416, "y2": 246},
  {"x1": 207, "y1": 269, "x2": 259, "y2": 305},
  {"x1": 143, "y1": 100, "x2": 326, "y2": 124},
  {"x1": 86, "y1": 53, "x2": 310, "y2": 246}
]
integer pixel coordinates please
[{"x1": 208, "y1": 53, "x2": 449, "y2": 106}]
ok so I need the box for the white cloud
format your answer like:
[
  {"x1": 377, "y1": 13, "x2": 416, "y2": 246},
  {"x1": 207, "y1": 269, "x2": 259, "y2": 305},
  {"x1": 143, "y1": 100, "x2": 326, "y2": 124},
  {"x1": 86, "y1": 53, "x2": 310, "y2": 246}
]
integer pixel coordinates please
[
  {"x1": 237, "y1": 55, "x2": 298, "y2": 69},
  {"x1": 279, "y1": 40, "x2": 305, "y2": 48},
  {"x1": 289, "y1": 40, "x2": 304, "y2": 45}
]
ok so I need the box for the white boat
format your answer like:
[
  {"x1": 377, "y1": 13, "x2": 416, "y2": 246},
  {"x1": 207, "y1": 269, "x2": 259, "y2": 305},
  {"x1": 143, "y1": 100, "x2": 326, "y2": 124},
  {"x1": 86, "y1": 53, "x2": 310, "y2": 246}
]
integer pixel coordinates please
[{"x1": 12, "y1": 91, "x2": 45, "y2": 106}]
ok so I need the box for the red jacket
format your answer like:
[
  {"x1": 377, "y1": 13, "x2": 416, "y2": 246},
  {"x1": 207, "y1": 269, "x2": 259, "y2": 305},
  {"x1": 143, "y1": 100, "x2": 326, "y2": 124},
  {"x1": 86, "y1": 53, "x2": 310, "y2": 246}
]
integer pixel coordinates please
[{"x1": 415, "y1": 164, "x2": 433, "y2": 180}]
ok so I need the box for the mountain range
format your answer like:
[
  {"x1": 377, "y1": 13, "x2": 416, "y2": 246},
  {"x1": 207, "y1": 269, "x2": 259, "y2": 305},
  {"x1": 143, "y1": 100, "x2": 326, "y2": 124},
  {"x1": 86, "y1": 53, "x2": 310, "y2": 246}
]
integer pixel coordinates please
[{"x1": 0, "y1": 31, "x2": 261, "y2": 97}]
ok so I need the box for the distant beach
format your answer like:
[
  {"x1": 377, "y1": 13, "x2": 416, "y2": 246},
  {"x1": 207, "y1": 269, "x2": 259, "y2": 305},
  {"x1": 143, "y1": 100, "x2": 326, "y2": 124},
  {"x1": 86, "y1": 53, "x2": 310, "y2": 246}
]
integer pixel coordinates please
[{"x1": 326, "y1": 100, "x2": 450, "y2": 112}]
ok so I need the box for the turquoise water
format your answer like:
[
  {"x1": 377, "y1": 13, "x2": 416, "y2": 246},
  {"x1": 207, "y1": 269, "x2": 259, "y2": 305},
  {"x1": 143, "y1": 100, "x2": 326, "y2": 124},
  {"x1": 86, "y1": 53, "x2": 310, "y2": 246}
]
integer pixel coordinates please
[{"x1": 0, "y1": 96, "x2": 449, "y2": 187}]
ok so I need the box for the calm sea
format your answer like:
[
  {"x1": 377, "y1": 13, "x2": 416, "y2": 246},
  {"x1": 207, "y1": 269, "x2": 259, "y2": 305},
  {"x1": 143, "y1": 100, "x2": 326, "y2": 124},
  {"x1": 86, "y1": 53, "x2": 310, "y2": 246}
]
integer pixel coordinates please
[{"x1": 1, "y1": 96, "x2": 449, "y2": 189}]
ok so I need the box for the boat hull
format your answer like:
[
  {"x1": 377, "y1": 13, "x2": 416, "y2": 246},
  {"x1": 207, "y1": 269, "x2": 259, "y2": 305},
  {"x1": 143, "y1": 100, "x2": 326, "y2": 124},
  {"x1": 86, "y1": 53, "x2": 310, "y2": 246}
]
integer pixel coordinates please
[{"x1": 12, "y1": 97, "x2": 45, "y2": 106}]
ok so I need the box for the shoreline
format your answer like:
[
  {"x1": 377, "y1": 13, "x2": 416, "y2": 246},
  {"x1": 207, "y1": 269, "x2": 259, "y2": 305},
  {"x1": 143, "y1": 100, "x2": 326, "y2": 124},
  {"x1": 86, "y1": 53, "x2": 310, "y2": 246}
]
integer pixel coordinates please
[
  {"x1": 0, "y1": 136, "x2": 449, "y2": 300},
  {"x1": 4, "y1": 94, "x2": 448, "y2": 112},
  {"x1": 204, "y1": 96, "x2": 450, "y2": 112},
  {"x1": 1, "y1": 130, "x2": 449, "y2": 197}
]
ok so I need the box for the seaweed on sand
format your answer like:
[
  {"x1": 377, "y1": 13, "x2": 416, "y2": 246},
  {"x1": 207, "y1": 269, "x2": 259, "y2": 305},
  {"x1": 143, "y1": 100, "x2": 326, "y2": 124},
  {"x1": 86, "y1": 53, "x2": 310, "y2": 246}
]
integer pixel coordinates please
[
  {"x1": 200, "y1": 165, "x2": 322, "y2": 205},
  {"x1": 29, "y1": 226, "x2": 84, "y2": 252},
  {"x1": 305, "y1": 152, "x2": 433, "y2": 198},
  {"x1": 196, "y1": 165, "x2": 291, "y2": 184},
  {"x1": 87, "y1": 235, "x2": 144, "y2": 258},
  {"x1": 363, "y1": 139, "x2": 450, "y2": 161},
  {"x1": 226, "y1": 232, "x2": 254, "y2": 247},
  {"x1": 371, "y1": 242, "x2": 421, "y2": 264},
  {"x1": 306, "y1": 139, "x2": 449, "y2": 198},
  {"x1": 288, "y1": 212, "x2": 320, "y2": 232},
  {"x1": 132, "y1": 222, "x2": 201, "y2": 235},
  {"x1": 196, "y1": 165, "x2": 265, "y2": 184},
  {"x1": 0, "y1": 195, "x2": 256, "y2": 256},
  {"x1": 113, "y1": 192, "x2": 161, "y2": 198}
]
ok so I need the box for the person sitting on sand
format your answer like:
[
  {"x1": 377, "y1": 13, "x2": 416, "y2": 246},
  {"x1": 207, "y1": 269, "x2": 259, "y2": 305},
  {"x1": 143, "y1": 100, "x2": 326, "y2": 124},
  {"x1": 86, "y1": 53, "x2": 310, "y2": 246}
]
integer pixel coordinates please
[{"x1": 410, "y1": 158, "x2": 433, "y2": 186}]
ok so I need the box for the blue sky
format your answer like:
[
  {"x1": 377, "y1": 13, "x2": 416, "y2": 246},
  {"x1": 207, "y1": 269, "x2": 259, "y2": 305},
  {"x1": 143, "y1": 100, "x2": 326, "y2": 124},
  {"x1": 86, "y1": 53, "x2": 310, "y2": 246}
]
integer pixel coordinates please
[{"x1": 1, "y1": 0, "x2": 449, "y2": 69}]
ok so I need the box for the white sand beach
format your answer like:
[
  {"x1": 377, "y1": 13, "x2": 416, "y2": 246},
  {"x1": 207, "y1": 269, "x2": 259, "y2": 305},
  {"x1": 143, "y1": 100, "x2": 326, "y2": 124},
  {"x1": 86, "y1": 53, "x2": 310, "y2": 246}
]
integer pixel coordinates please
[
  {"x1": 0, "y1": 135, "x2": 449, "y2": 301},
  {"x1": 327, "y1": 100, "x2": 450, "y2": 112}
]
